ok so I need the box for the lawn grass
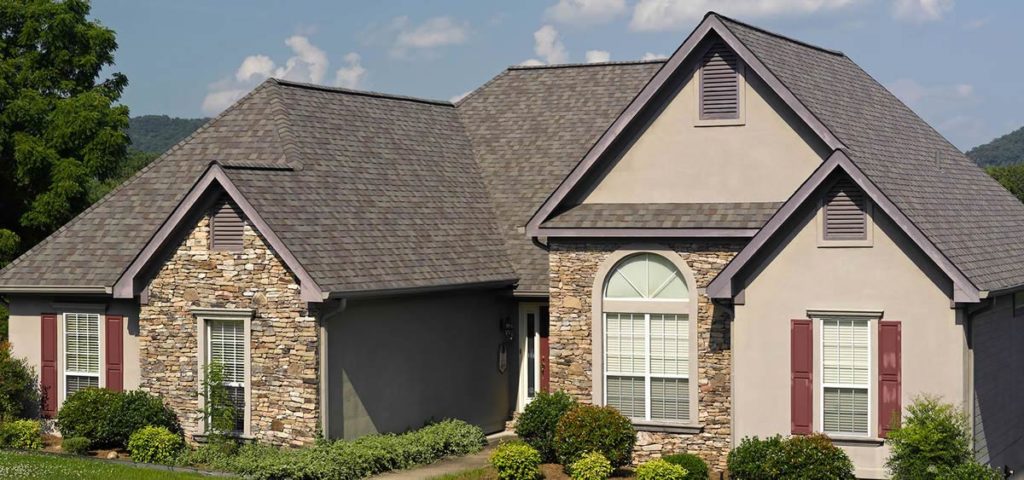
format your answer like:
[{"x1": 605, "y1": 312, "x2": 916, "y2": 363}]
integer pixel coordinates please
[
  {"x1": 0, "y1": 450, "x2": 232, "y2": 479},
  {"x1": 431, "y1": 466, "x2": 494, "y2": 479}
]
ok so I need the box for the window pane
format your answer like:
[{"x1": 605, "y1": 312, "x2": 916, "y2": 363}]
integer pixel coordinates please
[
  {"x1": 604, "y1": 254, "x2": 687, "y2": 299},
  {"x1": 651, "y1": 377, "x2": 689, "y2": 422},
  {"x1": 648, "y1": 255, "x2": 688, "y2": 299},
  {"x1": 66, "y1": 375, "x2": 99, "y2": 397},
  {"x1": 227, "y1": 385, "x2": 246, "y2": 432},
  {"x1": 822, "y1": 319, "x2": 869, "y2": 385},
  {"x1": 65, "y1": 313, "x2": 100, "y2": 374},
  {"x1": 605, "y1": 271, "x2": 643, "y2": 298},
  {"x1": 650, "y1": 314, "x2": 688, "y2": 375},
  {"x1": 606, "y1": 376, "x2": 645, "y2": 418},
  {"x1": 208, "y1": 320, "x2": 245, "y2": 384},
  {"x1": 527, "y1": 314, "x2": 536, "y2": 397},
  {"x1": 824, "y1": 387, "x2": 869, "y2": 434},
  {"x1": 605, "y1": 313, "x2": 645, "y2": 374}
]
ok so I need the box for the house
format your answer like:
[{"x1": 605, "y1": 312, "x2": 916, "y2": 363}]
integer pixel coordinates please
[{"x1": 2, "y1": 12, "x2": 1023, "y2": 478}]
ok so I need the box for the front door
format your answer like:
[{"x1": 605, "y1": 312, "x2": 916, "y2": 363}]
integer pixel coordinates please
[{"x1": 518, "y1": 303, "x2": 549, "y2": 411}]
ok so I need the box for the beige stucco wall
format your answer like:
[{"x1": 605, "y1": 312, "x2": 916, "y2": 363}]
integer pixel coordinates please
[
  {"x1": 734, "y1": 198, "x2": 965, "y2": 479},
  {"x1": 579, "y1": 63, "x2": 829, "y2": 204},
  {"x1": 7, "y1": 296, "x2": 141, "y2": 415}
]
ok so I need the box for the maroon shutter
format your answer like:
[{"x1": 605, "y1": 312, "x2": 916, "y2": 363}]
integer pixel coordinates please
[
  {"x1": 105, "y1": 315, "x2": 124, "y2": 392},
  {"x1": 41, "y1": 313, "x2": 58, "y2": 417},
  {"x1": 791, "y1": 319, "x2": 814, "y2": 435},
  {"x1": 539, "y1": 306, "x2": 550, "y2": 393},
  {"x1": 879, "y1": 321, "x2": 902, "y2": 437}
]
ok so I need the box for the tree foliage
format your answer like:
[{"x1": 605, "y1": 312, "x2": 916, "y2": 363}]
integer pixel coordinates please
[
  {"x1": 0, "y1": 0, "x2": 130, "y2": 265},
  {"x1": 126, "y1": 115, "x2": 207, "y2": 154},
  {"x1": 969, "y1": 126, "x2": 1024, "y2": 167},
  {"x1": 986, "y1": 164, "x2": 1024, "y2": 203}
]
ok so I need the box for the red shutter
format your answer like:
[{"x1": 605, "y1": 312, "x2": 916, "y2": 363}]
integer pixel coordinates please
[
  {"x1": 105, "y1": 315, "x2": 124, "y2": 392},
  {"x1": 791, "y1": 319, "x2": 814, "y2": 435},
  {"x1": 41, "y1": 314, "x2": 58, "y2": 417},
  {"x1": 539, "y1": 306, "x2": 550, "y2": 393},
  {"x1": 879, "y1": 321, "x2": 902, "y2": 437}
]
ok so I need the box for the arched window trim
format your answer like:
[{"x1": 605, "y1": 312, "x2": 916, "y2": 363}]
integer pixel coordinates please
[
  {"x1": 591, "y1": 246, "x2": 700, "y2": 428},
  {"x1": 602, "y1": 253, "x2": 691, "y2": 303}
]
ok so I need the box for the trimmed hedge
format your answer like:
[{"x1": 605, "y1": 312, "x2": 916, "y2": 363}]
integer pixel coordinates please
[
  {"x1": 56, "y1": 388, "x2": 179, "y2": 449},
  {"x1": 128, "y1": 426, "x2": 185, "y2": 464},
  {"x1": 727, "y1": 434, "x2": 854, "y2": 480},
  {"x1": 490, "y1": 441, "x2": 541, "y2": 480},
  {"x1": 554, "y1": 404, "x2": 635, "y2": 468},
  {"x1": 635, "y1": 459, "x2": 688, "y2": 480},
  {"x1": 0, "y1": 419, "x2": 41, "y2": 449},
  {"x1": 570, "y1": 451, "x2": 613, "y2": 480},
  {"x1": 515, "y1": 391, "x2": 576, "y2": 462},
  {"x1": 181, "y1": 419, "x2": 486, "y2": 480},
  {"x1": 663, "y1": 453, "x2": 709, "y2": 480}
]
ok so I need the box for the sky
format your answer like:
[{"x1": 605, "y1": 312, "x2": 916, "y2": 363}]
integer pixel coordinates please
[{"x1": 91, "y1": 0, "x2": 1024, "y2": 151}]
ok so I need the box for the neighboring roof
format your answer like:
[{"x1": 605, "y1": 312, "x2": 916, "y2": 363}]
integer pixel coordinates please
[
  {"x1": 541, "y1": 202, "x2": 780, "y2": 230},
  {"x1": 457, "y1": 61, "x2": 664, "y2": 293}
]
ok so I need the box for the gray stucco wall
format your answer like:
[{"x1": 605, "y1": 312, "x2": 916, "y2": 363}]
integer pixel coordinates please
[
  {"x1": 972, "y1": 293, "x2": 1024, "y2": 472},
  {"x1": 325, "y1": 287, "x2": 515, "y2": 440}
]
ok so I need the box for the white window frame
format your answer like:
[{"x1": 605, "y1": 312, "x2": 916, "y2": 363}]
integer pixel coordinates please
[
  {"x1": 61, "y1": 312, "x2": 102, "y2": 402},
  {"x1": 195, "y1": 308, "x2": 253, "y2": 437},
  {"x1": 817, "y1": 315, "x2": 873, "y2": 438},
  {"x1": 603, "y1": 311, "x2": 690, "y2": 422}
]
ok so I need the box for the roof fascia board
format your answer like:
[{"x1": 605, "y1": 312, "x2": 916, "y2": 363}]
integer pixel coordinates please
[
  {"x1": 327, "y1": 278, "x2": 517, "y2": 300},
  {"x1": 525, "y1": 14, "x2": 845, "y2": 235},
  {"x1": 535, "y1": 227, "x2": 759, "y2": 238},
  {"x1": 0, "y1": 286, "x2": 111, "y2": 295},
  {"x1": 706, "y1": 150, "x2": 981, "y2": 303},
  {"x1": 113, "y1": 163, "x2": 325, "y2": 303}
]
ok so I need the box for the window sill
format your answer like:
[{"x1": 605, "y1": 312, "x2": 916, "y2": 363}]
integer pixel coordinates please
[
  {"x1": 828, "y1": 435, "x2": 884, "y2": 446},
  {"x1": 632, "y1": 421, "x2": 703, "y2": 434}
]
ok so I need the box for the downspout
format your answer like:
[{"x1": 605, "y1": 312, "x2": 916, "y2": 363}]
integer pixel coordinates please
[
  {"x1": 531, "y1": 236, "x2": 550, "y2": 252},
  {"x1": 318, "y1": 298, "x2": 347, "y2": 440}
]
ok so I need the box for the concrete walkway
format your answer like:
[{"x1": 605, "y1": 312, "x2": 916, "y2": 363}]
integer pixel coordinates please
[{"x1": 369, "y1": 431, "x2": 515, "y2": 480}]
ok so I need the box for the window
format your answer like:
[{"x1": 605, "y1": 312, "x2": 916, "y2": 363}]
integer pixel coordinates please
[
  {"x1": 821, "y1": 318, "x2": 870, "y2": 436},
  {"x1": 207, "y1": 319, "x2": 246, "y2": 433},
  {"x1": 211, "y1": 201, "x2": 244, "y2": 252},
  {"x1": 602, "y1": 253, "x2": 692, "y2": 423},
  {"x1": 823, "y1": 179, "x2": 868, "y2": 241},
  {"x1": 64, "y1": 313, "x2": 100, "y2": 398},
  {"x1": 700, "y1": 42, "x2": 740, "y2": 120}
]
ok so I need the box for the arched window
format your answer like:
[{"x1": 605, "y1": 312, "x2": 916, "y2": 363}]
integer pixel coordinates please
[{"x1": 599, "y1": 252, "x2": 695, "y2": 424}]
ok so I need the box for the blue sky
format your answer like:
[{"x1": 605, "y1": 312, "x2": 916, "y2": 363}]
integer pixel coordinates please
[{"x1": 92, "y1": 0, "x2": 1024, "y2": 150}]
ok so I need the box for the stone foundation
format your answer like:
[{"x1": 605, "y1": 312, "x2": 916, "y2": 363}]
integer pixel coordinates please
[
  {"x1": 548, "y1": 240, "x2": 742, "y2": 471},
  {"x1": 139, "y1": 209, "x2": 319, "y2": 446}
]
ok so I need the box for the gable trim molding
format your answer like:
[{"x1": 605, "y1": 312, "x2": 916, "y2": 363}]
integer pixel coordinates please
[
  {"x1": 112, "y1": 163, "x2": 325, "y2": 303},
  {"x1": 525, "y1": 13, "x2": 846, "y2": 236},
  {"x1": 706, "y1": 150, "x2": 981, "y2": 304},
  {"x1": 539, "y1": 227, "x2": 759, "y2": 238}
]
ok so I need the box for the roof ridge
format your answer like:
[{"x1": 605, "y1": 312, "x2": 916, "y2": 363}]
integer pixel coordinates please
[
  {"x1": 453, "y1": 69, "x2": 510, "y2": 107},
  {"x1": 711, "y1": 12, "x2": 845, "y2": 57},
  {"x1": 507, "y1": 59, "x2": 667, "y2": 71},
  {"x1": 266, "y1": 82, "x2": 304, "y2": 170},
  {"x1": 0, "y1": 80, "x2": 280, "y2": 283},
  {"x1": 270, "y1": 78, "x2": 452, "y2": 107}
]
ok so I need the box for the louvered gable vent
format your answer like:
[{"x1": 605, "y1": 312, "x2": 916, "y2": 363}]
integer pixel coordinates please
[
  {"x1": 211, "y1": 200, "x2": 244, "y2": 251},
  {"x1": 824, "y1": 179, "x2": 868, "y2": 240},
  {"x1": 700, "y1": 43, "x2": 740, "y2": 120}
]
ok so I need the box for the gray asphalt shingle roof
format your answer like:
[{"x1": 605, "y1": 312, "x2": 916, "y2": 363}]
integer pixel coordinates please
[{"x1": 541, "y1": 203, "x2": 781, "y2": 230}]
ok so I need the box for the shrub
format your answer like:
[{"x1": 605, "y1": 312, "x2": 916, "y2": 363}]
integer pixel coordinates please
[
  {"x1": 515, "y1": 390, "x2": 576, "y2": 462},
  {"x1": 886, "y1": 395, "x2": 973, "y2": 480},
  {"x1": 728, "y1": 434, "x2": 854, "y2": 480},
  {"x1": 56, "y1": 388, "x2": 179, "y2": 449},
  {"x1": 635, "y1": 459, "x2": 688, "y2": 480},
  {"x1": 570, "y1": 451, "x2": 613, "y2": 480},
  {"x1": 0, "y1": 342, "x2": 39, "y2": 421},
  {"x1": 0, "y1": 419, "x2": 42, "y2": 449},
  {"x1": 554, "y1": 404, "x2": 635, "y2": 468},
  {"x1": 200, "y1": 361, "x2": 237, "y2": 440},
  {"x1": 727, "y1": 435, "x2": 786, "y2": 479},
  {"x1": 61, "y1": 436, "x2": 91, "y2": 455},
  {"x1": 490, "y1": 441, "x2": 541, "y2": 480},
  {"x1": 128, "y1": 426, "x2": 185, "y2": 464},
  {"x1": 663, "y1": 453, "x2": 709, "y2": 480},
  {"x1": 111, "y1": 390, "x2": 180, "y2": 444},
  {"x1": 940, "y1": 461, "x2": 1003, "y2": 480}
]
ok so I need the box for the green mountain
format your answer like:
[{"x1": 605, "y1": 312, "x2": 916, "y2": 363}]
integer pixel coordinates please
[
  {"x1": 126, "y1": 115, "x2": 208, "y2": 154},
  {"x1": 967, "y1": 126, "x2": 1024, "y2": 167}
]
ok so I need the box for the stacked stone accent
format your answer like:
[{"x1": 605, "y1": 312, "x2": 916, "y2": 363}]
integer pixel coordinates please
[
  {"x1": 548, "y1": 240, "x2": 742, "y2": 471},
  {"x1": 139, "y1": 212, "x2": 319, "y2": 446}
]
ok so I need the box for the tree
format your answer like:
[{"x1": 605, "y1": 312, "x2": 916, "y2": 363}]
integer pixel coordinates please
[
  {"x1": 0, "y1": 0, "x2": 130, "y2": 266},
  {"x1": 987, "y1": 164, "x2": 1024, "y2": 203}
]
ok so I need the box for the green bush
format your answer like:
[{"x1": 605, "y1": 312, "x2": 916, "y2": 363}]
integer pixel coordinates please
[
  {"x1": 490, "y1": 441, "x2": 541, "y2": 480},
  {"x1": 570, "y1": 451, "x2": 613, "y2": 480},
  {"x1": 663, "y1": 453, "x2": 709, "y2": 479},
  {"x1": 515, "y1": 390, "x2": 576, "y2": 462},
  {"x1": 180, "y1": 418, "x2": 486, "y2": 480},
  {"x1": 61, "y1": 436, "x2": 91, "y2": 455},
  {"x1": 554, "y1": 404, "x2": 635, "y2": 468},
  {"x1": 635, "y1": 459, "x2": 688, "y2": 480},
  {"x1": 0, "y1": 342, "x2": 39, "y2": 421},
  {"x1": 939, "y1": 461, "x2": 1003, "y2": 480},
  {"x1": 128, "y1": 426, "x2": 185, "y2": 464},
  {"x1": 56, "y1": 388, "x2": 179, "y2": 449},
  {"x1": 0, "y1": 419, "x2": 42, "y2": 449},
  {"x1": 885, "y1": 395, "x2": 977, "y2": 480},
  {"x1": 728, "y1": 434, "x2": 854, "y2": 480}
]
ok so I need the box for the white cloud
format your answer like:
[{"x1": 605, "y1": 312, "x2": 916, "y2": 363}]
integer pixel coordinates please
[
  {"x1": 201, "y1": 84, "x2": 250, "y2": 116},
  {"x1": 585, "y1": 50, "x2": 611, "y2": 63},
  {"x1": 395, "y1": 16, "x2": 469, "y2": 49},
  {"x1": 544, "y1": 0, "x2": 627, "y2": 26},
  {"x1": 519, "y1": 58, "x2": 546, "y2": 66},
  {"x1": 963, "y1": 18, "x2": 989, "y2": 30},
  {"x1": 235, "y1": 55, "x2": 275, "y2": 82},
  {"x1": 892, "y1": 0, "x2": 954, "y2": 23},
  {"x1": 887, "y1": 78, "x2": 974, "y2": 105},
  {"x1": 450, "y1": 90, "x2": 474, "y2": 103},
  {"x1": 274, "y1": 35, "x2": 329, "y2": 84},
  {"x1": 334, "y1": 53, "x2": 366, "y2": 89},
  {"x1": 641, "y1": 52, "x2": 668, "y2": 60},
  {"x1": 630, "y1": 0, "x2": 861, "y2": 31},
  {"x1": 533, "y1": 25, "x2": 569, "y2": 64}
]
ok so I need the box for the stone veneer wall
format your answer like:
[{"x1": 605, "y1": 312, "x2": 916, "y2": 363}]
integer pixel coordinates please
[
  {"x1": 548, "y1": 239, "x2": 743, "y2": 471},
  {"x1": 139, "y1": 211, "x2": 319, "y2": 446}
]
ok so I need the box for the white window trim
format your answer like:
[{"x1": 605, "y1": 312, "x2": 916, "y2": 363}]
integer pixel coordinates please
[
  {"x1": 195, "y1": 308, "x2": 253, "y2": 437},
  {"x1": 517, "y1": 303, "x2": 545, "y2": 412},
  {"x1": 61, "y1": 312, "x2": 104, "y2": 403},
  {"x1": 815, "y1": 313, "x2": 876, "y2": 438}
]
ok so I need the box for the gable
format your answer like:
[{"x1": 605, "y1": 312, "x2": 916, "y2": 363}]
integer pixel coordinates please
[{"x1": 577, "y1": 40, "x2": 830, "y2": 205}]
